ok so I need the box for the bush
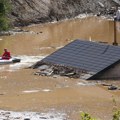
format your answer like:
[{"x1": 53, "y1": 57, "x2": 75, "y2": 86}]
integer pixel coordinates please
[
  {"x1": 113, "y1": 110, "x2": 120, "y2": 120},
  {"x1": 80, "y1": 110, "x2": 120, "y2": 120},
  {"x1": 81, "y1": 112, "x2": 97, "y2": 120}
]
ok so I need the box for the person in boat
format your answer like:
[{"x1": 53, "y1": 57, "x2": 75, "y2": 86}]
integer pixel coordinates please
[{"x1": 1, "y1": 49, "x2": 11, "y2": 60}]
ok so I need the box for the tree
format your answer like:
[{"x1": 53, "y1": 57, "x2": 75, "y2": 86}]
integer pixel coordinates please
[{"x1": 0, "y1": 0, "x2": 11, "y2": 31}]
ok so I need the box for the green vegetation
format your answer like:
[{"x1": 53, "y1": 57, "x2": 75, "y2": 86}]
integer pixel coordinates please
[
  {"x1": 81, "y1": 112, "x2": 97, "y2": 120},
  {"x1": 113, "y1": 110, "x2": 120, "y2": 120},
  {"x1": 80, "y1": 111, "x2": 120, "y2": 120},
  {"x1": 0, "y1": 0, "x2": 11, "y2": 31},
  {"x1": 80, "y1": 97, "x2": 120, "y2": 120}
]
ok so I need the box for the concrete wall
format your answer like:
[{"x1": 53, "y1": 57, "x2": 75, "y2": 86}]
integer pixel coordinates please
[{"x1": 93, "y1": 62, "x2": 120, "y2": 80}]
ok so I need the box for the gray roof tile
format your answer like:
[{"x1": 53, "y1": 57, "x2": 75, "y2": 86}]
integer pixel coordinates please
[{"x1": 42, "y1": 39, "x2": 120, "y2": 74}]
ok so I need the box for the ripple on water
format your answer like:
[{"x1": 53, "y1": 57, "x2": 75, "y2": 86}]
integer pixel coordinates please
[
  {"x1": 0, "y1": 66, "x2": 5, "y2": 71},
  {"x1": 22, "y1": 89, "x2": 52, "y2": 94},
  {"x1": 8, "y1": 55, "x2": 45, "y2": 71},
  {"x1": 77, "y1": 82, "x2": 96, "y2": 86}
]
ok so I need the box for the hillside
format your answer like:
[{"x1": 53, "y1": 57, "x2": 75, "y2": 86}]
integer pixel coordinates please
[{"x1": 10, "y1": 0, "x2": 119, "y2": 26}]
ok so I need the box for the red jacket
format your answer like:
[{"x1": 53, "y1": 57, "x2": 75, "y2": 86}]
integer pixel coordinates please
[{"x1": 2, "y1": 51, "x2": 11, "y2": 60}]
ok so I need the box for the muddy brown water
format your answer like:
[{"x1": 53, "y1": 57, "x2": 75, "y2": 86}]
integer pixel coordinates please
[
  {"x1": 0, "y1": 16, "x2": 120, "y2": 55},
  {"x1": 0, "y1": 16, "x2": 120, "y2": 120}
]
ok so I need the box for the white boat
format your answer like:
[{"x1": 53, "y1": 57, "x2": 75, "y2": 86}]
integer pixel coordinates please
[{"x1": 0, "y1": 57, "x2": 21, "y2": 65}]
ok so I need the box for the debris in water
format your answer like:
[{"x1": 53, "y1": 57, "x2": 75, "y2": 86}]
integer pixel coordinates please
[
  {"x1": 108, "y1": 85, "x2": 118, "y2": 90},
  {"x1": 101, "y1": 83, "x2": 112, "y2": 86}
]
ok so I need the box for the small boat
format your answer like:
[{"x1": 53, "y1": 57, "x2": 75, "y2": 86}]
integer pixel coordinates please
[{"x1": 0, "y1": 57, "x2": 21, "y2": 65}]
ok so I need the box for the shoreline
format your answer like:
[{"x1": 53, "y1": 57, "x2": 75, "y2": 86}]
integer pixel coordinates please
[{"x1": 0, "y1": 14, "x2": 114, "y2": 37}]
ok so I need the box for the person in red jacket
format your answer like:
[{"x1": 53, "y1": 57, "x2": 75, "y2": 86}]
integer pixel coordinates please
[{"x1": 2, "y1": 49, "x2": 11, "y2": 60}]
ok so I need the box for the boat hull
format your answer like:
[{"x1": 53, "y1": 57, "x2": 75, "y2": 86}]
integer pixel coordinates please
[{"x1": 0, "y1": 57, "x2": 21, "y2": 65}]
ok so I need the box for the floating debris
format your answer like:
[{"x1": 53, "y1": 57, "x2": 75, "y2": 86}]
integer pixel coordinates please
[
  {"x1": 108, "y1": 85, "x2": 118, "y2": 90},
  {"x1": 101, "y1": 83, "x2": 119, "y2": 91}
]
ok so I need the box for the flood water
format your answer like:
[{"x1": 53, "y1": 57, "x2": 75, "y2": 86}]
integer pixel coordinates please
[
  {"x1": 0, "y1": 16, "x2": 120, "y2": 55},
  {"x1": 0, "y1": 16, "x2": 120, "y2": 120}
]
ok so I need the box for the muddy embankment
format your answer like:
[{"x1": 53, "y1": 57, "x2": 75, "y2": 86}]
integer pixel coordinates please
[{"x1": 10, "y1": 0, "x2": 120, "y2": 26}]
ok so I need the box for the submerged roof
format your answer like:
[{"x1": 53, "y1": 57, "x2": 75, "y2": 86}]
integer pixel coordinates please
[{"x1": 41, "y1": 39, "x2": 120, "y2": 79}]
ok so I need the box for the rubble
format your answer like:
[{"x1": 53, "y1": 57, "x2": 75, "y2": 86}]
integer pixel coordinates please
[
  {"x1": 34, "y1": 63, "x2": 88, "y2": 79},
  {"x1": 98, "y1": 2, "x2": 104, "y2": 8}
]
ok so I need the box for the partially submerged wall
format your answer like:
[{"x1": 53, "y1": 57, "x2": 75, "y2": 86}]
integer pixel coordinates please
[
  {"x1": 91, "y1": 62, "x2": 120, "y2": 80},
  {"x1": 33, "y1": 61, "x2": 120, "y2": 80}
]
